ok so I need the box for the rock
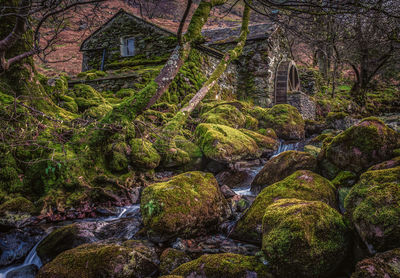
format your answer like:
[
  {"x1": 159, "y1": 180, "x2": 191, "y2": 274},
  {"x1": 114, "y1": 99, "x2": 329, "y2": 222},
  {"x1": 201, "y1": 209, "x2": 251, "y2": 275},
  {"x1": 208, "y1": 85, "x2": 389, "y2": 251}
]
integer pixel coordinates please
[
  {"x1": 37, "y1": 223, "x2": 96, "y2": 264},
  {"x1": 368, "y1": 156, "x2": 400, "y2": 171},
  {"x1": 220, "y1": 185, "x2": 237, "y2": 199},
  {"x1": 351, "y1": 248, "x2": 400, "y2": 278},
  {"x1": 5, "y1": 264, "x2": 38, "y2": 278},
  {"x1": 215, "y1": 169, "x2": 255, "y2": 189},
  {"x1": 233, "y1": 170, "x2": 336, "y2": 243},
  {"x1": 344, "y1": 166, "x2": 400, "y2": 253},
  {"x1": 200, "y1": 104, "x2": 246, "y2": 128},
  {"x1": 94, "y1": 216, "x2": 142, "y2": 240},
  {"x1": 258, "y1": 104, "x2": 305, "y2": 140},
  {"x1": 0, "y1": 227, "x2": 44, "y2": 267},
  {"x1": 262, "y1": 198, "x2": 349, "y2": 278},
  {"x1": 326, "y1": 112, "x2": 359, "y2": 130},
  {"x1": 130, "y1": 138, "x2": 161, "y2": 169},
  {"x1": 331, "y1": 170, "x2": 358, "y2": 188},
  {"x1": 0, "y1": 197, "x2": 36, "y2": 232},
  {"x1": 36, "y1": 241, "x2": 158, "y2": 278},
  {"x1": 159, "y1": 248, "x2": 191, "y2": 275},
  {"x1": 239, "y1": 129, "x2": 279, "y2": 156},
  {"x1": 105, "y1": 141, "x2": 130, "y2": 173},
  {"x1": 305, "y1": 119, "x2": 325, "y2": 137},
  {"x1": 319, "y1": 118, "x2": 400, "y2": 178},
  {"x1": 251, "y1": 151, "x2": 317, "y2": 194},
  {"x1": 195, "y1": 124, "x2": 261, "y2": 163},
  {"x1": 170, "y1": 253, "x2": 272, "y2": 277},
  {"x1": 303, "y1": 145, "x2": 321, "y2": 157},
  {"x1": 140, "y1": 171, "x2": 231, "y2": 242}
]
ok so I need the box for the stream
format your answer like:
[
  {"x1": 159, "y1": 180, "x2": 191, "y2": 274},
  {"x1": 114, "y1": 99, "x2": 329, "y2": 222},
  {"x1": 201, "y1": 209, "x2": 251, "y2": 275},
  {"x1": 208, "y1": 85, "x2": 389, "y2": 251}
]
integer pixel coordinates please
[{"x1": 0, "y1": 141, "x2": 301, "y2": 278}]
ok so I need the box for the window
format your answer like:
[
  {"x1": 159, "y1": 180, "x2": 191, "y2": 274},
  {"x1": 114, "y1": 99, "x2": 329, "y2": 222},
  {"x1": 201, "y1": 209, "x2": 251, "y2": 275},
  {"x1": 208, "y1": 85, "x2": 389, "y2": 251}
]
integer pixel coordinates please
[{"x1": 121, "y1": 37, "x2": 135, "y2": 57}]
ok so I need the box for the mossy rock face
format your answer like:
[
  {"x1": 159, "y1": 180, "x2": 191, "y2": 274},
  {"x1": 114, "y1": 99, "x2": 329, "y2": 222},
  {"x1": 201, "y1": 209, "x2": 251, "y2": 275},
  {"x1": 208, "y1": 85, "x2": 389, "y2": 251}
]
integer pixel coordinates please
[
  {"x1": 159, "y1": 248, "x2": 191, "y2": 275},
  {"x1": 344, "y1": 166, "x2": 400, "y2": 253},
  {"x1": 259, "y1": 104, "x2": 305, "y2": 140},
  {"x1": 233, "y1": 170, "x2": 336, "y2": 243},
  {"x1": 319, "y1": 118, "x2": 400, "y2": 178},
  {"x1": 303, "y1": 145, "x2": 321, "y2": 157},
  {"x1": 37, "y1": 224, "x2": 94, "y2": 264},
  {"x1": 105, "y1": 142, "x2": 130, "y2": 173},
  {"x1": 262, "y1": 198, "x2": 349, "y2": 278},
  {"x1": 170, "y1": 253, "x2": 273, "y2": 278},
  {"x1": 331, "y1": 171, "x2": 358, "y2": 188},
  {"x1": 130, "y1": 138, "x2": 161, "y2": 170},
  {"x1": 140, "y1": 171, "x2": 230, "y2": 242},
  {"x1": 36, "y1": 242, "x2": 158, "y2": 278},
  {"x1": 251, "y1": 151, "x2": 317, "y2": 194},
  {"x1": 351, "y1": 248, "x2": 400, "y2": 278},
  {"x1": 200, "y1": 104, "x2": 246, "y2": 129},
  {"x1": 368, "y1": 156, "x2": 400, "y2": 171},
  {"x1": 0, "y1": 197, "x2": 35, "y2": 214},
  {"x1": 239, "y1": 129, "x2": 279, "y2": 156},
  {"x1": 195, "y1": 123, "x2": 261, "y2": 163}
]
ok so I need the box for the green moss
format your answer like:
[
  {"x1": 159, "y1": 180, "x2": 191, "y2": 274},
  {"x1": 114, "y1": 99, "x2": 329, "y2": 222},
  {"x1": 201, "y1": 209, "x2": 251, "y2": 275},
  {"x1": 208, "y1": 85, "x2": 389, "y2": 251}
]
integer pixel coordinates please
[
  {"x1": 130, "y1": 138, "x2": 160, "y2": 170},
  {"x1": 140, "y1": 171, "x2": 229, "y2": 242},
  {"x1": 160, "y1": 248, "x2": 191, "y2": 275},
  {"x1": 171, "y1": 253, "x2": 272, "y2": 278},
  {"x1": 303, "y1": 145, "x2": 321, "y2": 157},
  {"x1": 200, "y1": 104, "x2": 246, "y2": 128},
  {"x1": 239, "y1": 129, "x2": 278, "y2": 153},
  {"x1": 351, "y1": 248, "x2": 400, "y2": 278},
  {"x1": 115, "y1": 88, "x2": 135, "y2": 99},
  {"x1": 326, "y1": 111, "x2": 348, "y2": 122},
  {"x1": 105, "y1": 142, "x2": 130, "y2": 173},
  {"x1": 262, "y1": 198, "x2": 349, "y2": 278},
  {"x1": 331, "y1": 171, "x2": 357, "y2": 188},
  {"x1": 344, "y1": 166, "x2": 400, "y2": 252},
  {"x1": 0, "y1": 197, "x2": 35, "y2": 214},
  {"x1": 233, "y1": 170, "x2": 336, "y2": 243},
  {"x1": 195, "y1": 123, "x2": 260, "y2": 163}
]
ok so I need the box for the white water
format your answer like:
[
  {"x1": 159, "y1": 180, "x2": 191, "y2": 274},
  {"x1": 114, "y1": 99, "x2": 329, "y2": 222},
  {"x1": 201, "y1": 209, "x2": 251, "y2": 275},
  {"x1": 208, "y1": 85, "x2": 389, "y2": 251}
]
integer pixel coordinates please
[
  {"x1": 233, "y1": 141, "x2": 301, "y2": 196},
  {"x1": 105, "y1": 204, "x2": 140, "y2": 221}
]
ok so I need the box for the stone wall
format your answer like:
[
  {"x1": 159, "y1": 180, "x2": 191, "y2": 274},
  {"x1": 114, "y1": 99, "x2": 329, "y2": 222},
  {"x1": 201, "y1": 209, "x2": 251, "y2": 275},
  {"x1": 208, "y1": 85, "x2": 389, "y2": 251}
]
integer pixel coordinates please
[
  {"x1": 81, "y1": 11, "x2": 176, "y2": 71},
  {"x1": 68, "y1": 74, "x2": 141, "y2": 92},
  {"x1": 287, "y1": 91, "x2": 316, "y2": 120}
]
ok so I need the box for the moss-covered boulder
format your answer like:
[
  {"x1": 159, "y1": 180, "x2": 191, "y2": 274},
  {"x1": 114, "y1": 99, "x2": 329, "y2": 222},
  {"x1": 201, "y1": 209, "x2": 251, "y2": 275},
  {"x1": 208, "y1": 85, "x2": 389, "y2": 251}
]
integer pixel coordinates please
[
  {"x1": 368, "y1": 156, "x2": 400, "y2": 171},
  {"x1": 239, "y1": 129, "x2": 279, "y2": 156},
  {"x1": 130, "y1": 138, "x2": 161, "y2": 170},
  {"x1": 0, "y1": 197, "x2": 35, "y2": 214},
  {"x1": 319, "y1": 118, "x2": 400, "y2": 178},
  {"x1": 344, "y1": 166, "x2": 400, "y2": 253},
  {"x1": 258, "y1": 104, "x2": 305, "y2": 140},
  {"x1": 69, "y1": 84, "x2": 111, "y2": 118},
  {"x1": 170, "y1": 253, "x2": 272, "y2": 278},
  {"x1": 37, "y1": 224, "x2": 95, "y2": 264},
  {"x1": 233, "y1": 170, "x2": 336, "y2": 243},
  {"x1": 195, "y1": 124, "x2": 261, "y2": 163},
  {"x1": 351, "y1": 248, "x2": 400, "y2": 278},
  {"x1": 201, "y1": 104, "x2": 246, "y2": 128},
  {"x1": 159, "y1": 248, "x2": 191, "y2": 275},
  {"x1": 251, "y1": 151, "x2": 317, "y2": 194},
  {"x1": 105, "y1": 142, "x2": 130, "y2": 173},
  {"x1": 262, "y1": 198, "x2": 349, "y2": 278},
  {"x1": 0, "y1": 197, "x2": 36, "y2": 231},
  {"x1": 140, "y1": 171, "x2": 230, "y2": 242},
  {"x1": 36, "y1": 241, "x2": 158, "y2": 278}
]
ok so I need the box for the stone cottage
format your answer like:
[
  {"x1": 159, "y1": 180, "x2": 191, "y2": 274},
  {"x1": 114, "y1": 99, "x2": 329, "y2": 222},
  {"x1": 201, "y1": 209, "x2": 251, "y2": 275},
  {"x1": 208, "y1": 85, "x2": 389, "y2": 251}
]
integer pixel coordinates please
[{"x1": 79, "y1": 9, "x2": 304, "y2": 108}]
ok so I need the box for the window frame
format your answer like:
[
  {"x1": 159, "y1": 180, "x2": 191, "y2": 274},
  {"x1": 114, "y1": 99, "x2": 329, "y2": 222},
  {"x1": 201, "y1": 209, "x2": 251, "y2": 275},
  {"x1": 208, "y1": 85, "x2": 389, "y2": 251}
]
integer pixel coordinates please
[{"x1": 120, "y1": 36, "x2": 135, "y2": 57}]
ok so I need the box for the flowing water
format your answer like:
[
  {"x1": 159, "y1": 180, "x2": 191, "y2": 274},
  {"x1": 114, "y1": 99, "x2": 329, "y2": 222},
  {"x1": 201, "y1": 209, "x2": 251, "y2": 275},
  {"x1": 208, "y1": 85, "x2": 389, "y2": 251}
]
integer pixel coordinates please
[{"x1": 232, "y1": 140, "x2": 302, "y2": 196}]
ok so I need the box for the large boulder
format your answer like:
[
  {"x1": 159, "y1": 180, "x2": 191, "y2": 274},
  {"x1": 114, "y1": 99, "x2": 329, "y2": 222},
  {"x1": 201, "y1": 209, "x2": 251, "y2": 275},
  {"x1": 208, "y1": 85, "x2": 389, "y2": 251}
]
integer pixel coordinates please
[
  {"x1": 344, "y1": 166, "x2": 400, "y2": 253},
  {"x1": 195, "y1": 124, "x2": 261, "y2": 163},
  {"x1": 140, "y1": 171, "x2": 230, "y2": 242},
  {"x1": 262, "y1": 198, "x2": 349, "y2": 278},
  {"x1": 37, "y1": 223, "x2": 96, "y2": 264},
  {"x1": 170, "y1": 253, "x2": 272, "y2": 278},
  {"x1": 351, "y1": 248, "x2": 400, "y2": 278},
  {"x1": 233, "y1": 170, "x2": 336, "y2": 243},
  {"x1": 36, "y1": 241, "x2": 158, "y2": 278},
  {"x1": 239, "y1": 129, "x2": 279, "y2": 156},
  {"x1": 251, "y1": 151, "x2": 317, "y2": 194},
  {"x1": 200, "y1": 104, "x2": 246, "y2": 128},
  {"x1": 0, "y1": 197, "x2": 36, "y2": 232},
  {"x1": 319, "y1": 118, "x2": 399, "y2": 178},
  {"x1": 130, "y1": 138, "x2": 161, "y2": 170},
  {"x1": 257, "y1": 104, "x2": 305, "y2": 140}
]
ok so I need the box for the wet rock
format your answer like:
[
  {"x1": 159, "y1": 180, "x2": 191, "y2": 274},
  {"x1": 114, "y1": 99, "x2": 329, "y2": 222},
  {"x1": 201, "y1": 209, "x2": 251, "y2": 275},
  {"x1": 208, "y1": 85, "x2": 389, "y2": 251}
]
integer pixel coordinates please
[
  {"x1": 95, "y1": 216, "x2": 142, "y2": 240},
  {"x1": 220, "y1": 185, "x2": 237, "y2": 199},
  {"x1": 171, "y1": 253, "x2": 272, "y2": 277},
  {"x1": 251, "y1": 151, "x2": 317, "y2": 194},
  {"x1": 345, "y1": 166, "x2": 400, "y2": 253},
  {"x1": 319, "y1": 118, "x2": 400, "y2": 178},
  {"x1": 262, "y1": 198, "x2": 349, "y2": 278},
  {"x1": 351, "y1": 248, "x2": 400, "y2": 278},
  {"x1": 36, "y1": 241, "x2": 158, "y2": 278},
  {"x1": 0, "y1": 227, "x2": 44, "y2": 267},
  {"x1": 0, "y1": 197, "x2": 37, "y2": 232},
  {"x1": 141, "y1": 171, "x2": 231, "y2": 242},
  {"x1": 159, "y1": 248, "x2": 191, "y2": 275},
  {"x1": 5, "y1": 264, "x2": 38, "y2": 278},
  {"x1": 233, "y1": 170, "x2": 336, "y2": 243}
]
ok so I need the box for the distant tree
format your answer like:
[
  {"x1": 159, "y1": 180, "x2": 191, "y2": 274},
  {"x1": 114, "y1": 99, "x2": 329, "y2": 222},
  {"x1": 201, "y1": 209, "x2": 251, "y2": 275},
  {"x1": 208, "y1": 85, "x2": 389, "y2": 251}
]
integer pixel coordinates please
[{"x1": 0, "y1": 0, "x2": 105, "y2": 73}]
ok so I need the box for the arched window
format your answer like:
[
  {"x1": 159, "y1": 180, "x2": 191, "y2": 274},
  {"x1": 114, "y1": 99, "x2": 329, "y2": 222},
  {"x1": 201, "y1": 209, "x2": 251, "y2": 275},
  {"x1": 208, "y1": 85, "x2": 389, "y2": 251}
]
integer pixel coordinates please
[{"x1": 121, "y1": 37, "x2": 135, "y2": 57}]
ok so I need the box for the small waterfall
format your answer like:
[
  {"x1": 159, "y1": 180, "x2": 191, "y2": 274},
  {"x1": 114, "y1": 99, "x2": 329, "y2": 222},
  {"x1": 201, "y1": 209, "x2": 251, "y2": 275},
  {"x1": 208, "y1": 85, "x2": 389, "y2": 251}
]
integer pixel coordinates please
[
  {"x1": 105, "y1": 204, "x2": 140, "y2": 221},
  {"x1": 233, "y1": 141, "x2": 301, "y2": 197},
  {"x1": 0, "y1": 237, "x2": 43, "y2": 278}
]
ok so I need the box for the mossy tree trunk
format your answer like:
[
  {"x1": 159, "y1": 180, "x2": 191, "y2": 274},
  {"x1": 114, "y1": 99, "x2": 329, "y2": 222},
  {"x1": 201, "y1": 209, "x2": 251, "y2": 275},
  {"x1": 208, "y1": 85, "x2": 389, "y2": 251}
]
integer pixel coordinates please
[{"x1": 107, "y1": 0, "x2": 227, "y2": 123}]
